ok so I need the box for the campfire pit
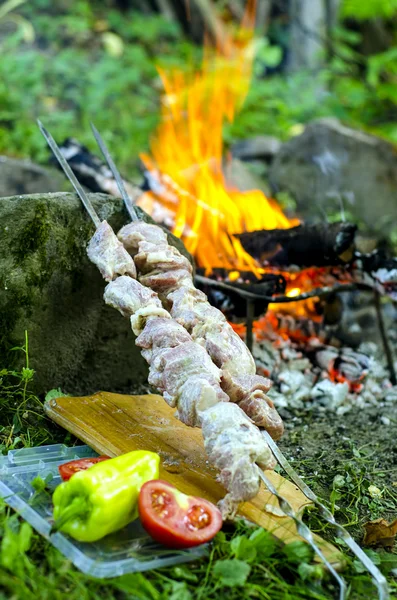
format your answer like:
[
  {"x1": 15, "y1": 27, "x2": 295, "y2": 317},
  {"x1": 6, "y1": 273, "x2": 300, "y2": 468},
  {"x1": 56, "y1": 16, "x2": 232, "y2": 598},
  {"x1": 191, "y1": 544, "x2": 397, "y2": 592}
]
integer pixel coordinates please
[{"x1": 52, "y1": 0, "x2": 397, "y2": 423}]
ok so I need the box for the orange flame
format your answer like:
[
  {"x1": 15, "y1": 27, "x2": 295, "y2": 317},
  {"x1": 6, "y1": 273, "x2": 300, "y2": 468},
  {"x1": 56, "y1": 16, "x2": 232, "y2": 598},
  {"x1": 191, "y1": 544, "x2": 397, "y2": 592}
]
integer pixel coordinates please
[{"x1": 139, "y1": 0, "x2": 297, "y2": 274}]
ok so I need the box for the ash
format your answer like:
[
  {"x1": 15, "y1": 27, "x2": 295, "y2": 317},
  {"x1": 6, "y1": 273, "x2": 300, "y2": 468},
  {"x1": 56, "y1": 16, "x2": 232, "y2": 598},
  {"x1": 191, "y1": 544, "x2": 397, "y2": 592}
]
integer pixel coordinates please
[{"x1": 252, "y1": 315, "x2": 397, "y2": 423}]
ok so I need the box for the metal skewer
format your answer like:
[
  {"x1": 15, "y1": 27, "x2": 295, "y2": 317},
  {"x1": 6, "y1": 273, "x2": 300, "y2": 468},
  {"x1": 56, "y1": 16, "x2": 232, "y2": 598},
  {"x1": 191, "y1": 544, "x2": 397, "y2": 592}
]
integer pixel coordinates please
[
  {"x1": 90, "y1": 123, "x2": 139, "y2": 222},
  {"x1": 257, "y1": 468, "x2": 347, "y2": 600},
  {"x1": 37, "y1": 120, "x2": 101, "y2": 228},
  {"x1": 263, "y1": 431, "x2": 389, "y2": 600},
  {"x1": 39, "y1": 122, "x2": 389, "y2": 599}
]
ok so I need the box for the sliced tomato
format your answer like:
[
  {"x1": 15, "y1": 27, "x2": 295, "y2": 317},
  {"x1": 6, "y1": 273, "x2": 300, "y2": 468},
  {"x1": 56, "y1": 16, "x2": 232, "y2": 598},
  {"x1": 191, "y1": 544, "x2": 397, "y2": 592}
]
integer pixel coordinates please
[
  {"x1": 58, "y1": 456, "x2": 110, "y2": 481},
  {"x1": 138, "y1": 479, "x2": 222, "y2": 548}
]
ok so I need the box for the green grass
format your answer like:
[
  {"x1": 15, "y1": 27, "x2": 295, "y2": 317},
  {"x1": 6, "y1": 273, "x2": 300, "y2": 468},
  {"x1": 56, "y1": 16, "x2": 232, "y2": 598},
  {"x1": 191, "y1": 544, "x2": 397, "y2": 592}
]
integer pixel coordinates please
[{"x1": 1, "y1": 338, "x2": 397, "y2": 599}]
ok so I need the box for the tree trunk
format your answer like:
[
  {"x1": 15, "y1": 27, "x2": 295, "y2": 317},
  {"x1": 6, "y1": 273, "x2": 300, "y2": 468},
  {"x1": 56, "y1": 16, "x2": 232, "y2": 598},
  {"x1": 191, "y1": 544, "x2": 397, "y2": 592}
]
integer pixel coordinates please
[{"x1": 288, "y1": 0, "x2": 340, "y2": 71}]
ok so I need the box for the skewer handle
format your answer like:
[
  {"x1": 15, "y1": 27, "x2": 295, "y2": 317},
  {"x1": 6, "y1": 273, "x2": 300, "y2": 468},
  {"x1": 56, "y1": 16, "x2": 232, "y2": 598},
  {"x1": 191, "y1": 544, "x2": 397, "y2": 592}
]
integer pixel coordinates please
[
  {"x1": 257, "y1": 467, "x2": 347, "y2": 600},
  {"x1": 37, "y1": 120, "x2": 101, "y2": 228},
  {"x1": 263, "y1": 431, "x2": 389, "y2": 600}
]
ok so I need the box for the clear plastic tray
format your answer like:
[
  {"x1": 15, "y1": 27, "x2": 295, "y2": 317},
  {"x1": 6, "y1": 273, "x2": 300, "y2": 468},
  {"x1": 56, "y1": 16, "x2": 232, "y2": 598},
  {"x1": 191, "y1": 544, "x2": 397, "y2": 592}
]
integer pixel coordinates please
[{"x1": 0, "y1": 443, "x2": 208, "y2": 577}]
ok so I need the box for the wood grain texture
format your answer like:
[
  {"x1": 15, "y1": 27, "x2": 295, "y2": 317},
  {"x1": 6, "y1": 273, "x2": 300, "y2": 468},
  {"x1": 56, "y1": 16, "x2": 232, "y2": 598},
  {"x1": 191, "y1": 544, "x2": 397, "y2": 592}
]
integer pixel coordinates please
[{"x1": 45, "y1": 391, "x2": 342, "y2": 566}]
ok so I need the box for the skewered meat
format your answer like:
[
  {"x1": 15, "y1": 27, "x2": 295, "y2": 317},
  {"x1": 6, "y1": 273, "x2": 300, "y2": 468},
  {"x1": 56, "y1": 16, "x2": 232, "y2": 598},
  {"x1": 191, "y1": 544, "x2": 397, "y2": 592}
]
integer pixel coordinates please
[
  {"x1": 136, "y1": 317, "x2": 191, "y2": 362},
  {"x1": 103, "y1": 276, "x2": 169, "y2": 334},
  {"x1": 86, "y1": 221, "x2": 274, "y2": 511},
  {"x1": 41, "y1": 125, "x2": 277, "y2": 521},
  {"x1": 136, "y1": 320, "x2": 228, "y2": 425},
  {"x1": 148, "y1": 341, "x2": 225, "y2": 395},
  {"x1": 192, "y1": 319, "x2": 256, "y2": 375},
  {"x1": 140, "y1": 269, "x2": 195, "y2": 298},
  {"x1": 201, "y1": 402, "x2": 276, "y2": 518},
  {"x1": 221, "y1": 374, "x2": 282, "y2": 440},
  {"x1": 87, "y1": 220, "x2": 136, "y2": 281},
  {"x1": 168, "y1": 287, "x2": 227, "y2": 329},
  {"x1": 117, "y1": 222, "x2": 284, "y2": 439},
  {"x1": 135, "y1": 241, "x2": 193, "y2": 275},
  {"x1": 220, "y1": 374, "x2": 272, "y2": 402},
  {"x1": 176, "y1": 377, "x2": 228, "y2": 427},
  {"x1": 170, "y1": 287, "x2": 283, "y2": 439},
  {"x1": 145, "y1": 341, "x2": 229, "y2": 426},
  {"x1": 118, "y1": 221, "x2": 168, "y2": 256}
]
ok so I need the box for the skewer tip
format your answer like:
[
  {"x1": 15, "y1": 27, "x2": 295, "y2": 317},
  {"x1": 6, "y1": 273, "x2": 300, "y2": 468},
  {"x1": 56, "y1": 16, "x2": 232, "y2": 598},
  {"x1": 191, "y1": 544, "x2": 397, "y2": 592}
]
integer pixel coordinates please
[
  {"x1": 37, "y1": 119, "x2": 53, "y2": 144},
  {"x1": 90, "y1": 122, "x2": 99, "y2": 138}
]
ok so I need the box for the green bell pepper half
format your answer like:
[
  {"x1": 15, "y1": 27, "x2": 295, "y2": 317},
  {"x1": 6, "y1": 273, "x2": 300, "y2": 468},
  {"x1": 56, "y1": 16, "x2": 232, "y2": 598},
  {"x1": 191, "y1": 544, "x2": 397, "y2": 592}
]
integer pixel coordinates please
[{"x1": 52, "y1": 450, "x2": 160, "y2": 542}]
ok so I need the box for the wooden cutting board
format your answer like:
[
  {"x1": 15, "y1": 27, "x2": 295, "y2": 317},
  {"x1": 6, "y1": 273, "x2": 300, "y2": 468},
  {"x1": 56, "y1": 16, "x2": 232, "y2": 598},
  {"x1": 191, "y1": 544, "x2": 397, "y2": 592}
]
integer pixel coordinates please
[{"x1": 45, "y1": 391, "x2": 342, "y2": 567}]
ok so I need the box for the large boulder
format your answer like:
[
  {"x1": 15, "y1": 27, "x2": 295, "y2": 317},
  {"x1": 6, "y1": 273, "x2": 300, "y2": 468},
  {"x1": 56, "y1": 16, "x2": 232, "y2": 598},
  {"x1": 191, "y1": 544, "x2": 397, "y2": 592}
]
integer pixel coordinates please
[
  {"x1": 0, "y1": 156, "x2": 66, "y2": 197},
  {"x1": 269, "y1": 118, "x2": 397, "y2": 234},
  {"x1": 0, "y1": 192, "x2": 191, "y2": 395}
]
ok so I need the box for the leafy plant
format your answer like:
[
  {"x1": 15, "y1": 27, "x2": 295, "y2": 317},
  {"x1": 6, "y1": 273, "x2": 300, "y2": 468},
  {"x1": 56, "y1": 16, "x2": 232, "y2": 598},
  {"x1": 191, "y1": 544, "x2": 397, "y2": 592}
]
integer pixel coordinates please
[
  {"x1": 341, "y1": 0, "x2": 397, "y2": 20},
  {"x1": 0, "y1": 331, "x2": 65, "y2": 451},
  {"x1": 0, "y1": 1, "x2": 200, "y2": 175}
]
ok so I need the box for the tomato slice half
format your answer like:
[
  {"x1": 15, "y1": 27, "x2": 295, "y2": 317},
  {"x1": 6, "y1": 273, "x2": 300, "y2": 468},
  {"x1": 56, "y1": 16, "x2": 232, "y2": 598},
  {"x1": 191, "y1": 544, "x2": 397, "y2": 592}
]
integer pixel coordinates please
[
  {"x1": 138, "y1": 479, "x2": 222, "y2": 548},
  {"x1": 58, "y1": 456, "x2": 110, "y2": 481}
]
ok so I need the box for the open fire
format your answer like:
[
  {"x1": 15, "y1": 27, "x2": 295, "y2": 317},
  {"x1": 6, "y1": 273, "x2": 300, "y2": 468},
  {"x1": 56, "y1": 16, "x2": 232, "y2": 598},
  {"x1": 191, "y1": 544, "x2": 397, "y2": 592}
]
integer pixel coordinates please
[
  {"x1": 134, "y1": 1, "x2": 362, "y2": 326},
  {"x1": 138, "y1": 0, "x2": 298, "y2": 276}
]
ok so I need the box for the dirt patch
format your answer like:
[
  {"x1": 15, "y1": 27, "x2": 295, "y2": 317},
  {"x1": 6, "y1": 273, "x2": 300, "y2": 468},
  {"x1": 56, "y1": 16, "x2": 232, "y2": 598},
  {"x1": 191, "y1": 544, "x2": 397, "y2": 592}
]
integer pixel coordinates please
[{"x1": 279, "y1": 406, "x2": 397, "y2": 537}]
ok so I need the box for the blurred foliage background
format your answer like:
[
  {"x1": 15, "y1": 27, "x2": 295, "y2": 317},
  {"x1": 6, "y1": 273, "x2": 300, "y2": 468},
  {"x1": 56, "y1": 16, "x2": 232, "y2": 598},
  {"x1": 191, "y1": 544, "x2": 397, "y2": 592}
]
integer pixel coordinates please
[{"x1": 0, "y1": 0, "x2": 396, "y2": 176}]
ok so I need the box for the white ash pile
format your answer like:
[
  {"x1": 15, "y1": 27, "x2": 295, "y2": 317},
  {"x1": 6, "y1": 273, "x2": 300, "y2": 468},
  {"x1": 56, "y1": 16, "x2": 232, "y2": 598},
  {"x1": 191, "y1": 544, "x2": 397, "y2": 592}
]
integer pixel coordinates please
[{"x1": 250, "y1": 314, "x2": 397, "y2": 420}]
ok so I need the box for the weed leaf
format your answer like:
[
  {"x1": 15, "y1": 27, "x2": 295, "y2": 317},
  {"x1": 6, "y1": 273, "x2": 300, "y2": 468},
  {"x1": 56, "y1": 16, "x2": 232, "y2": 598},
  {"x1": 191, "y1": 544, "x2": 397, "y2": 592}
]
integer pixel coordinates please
[{"x1": 213, "y1": 559, "x2": 251, "y2": 587}]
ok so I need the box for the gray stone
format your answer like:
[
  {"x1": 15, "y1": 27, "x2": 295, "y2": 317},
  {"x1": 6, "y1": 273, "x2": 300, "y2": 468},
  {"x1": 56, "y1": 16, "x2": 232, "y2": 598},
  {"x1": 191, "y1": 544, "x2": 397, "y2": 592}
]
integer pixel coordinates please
[
  {"x1": 224, "y1": 158, "x2": 271, "y2": 196},
  {"x1": 231, "y1": 136, "x2": 282, "y2": 162},
  {"x1": 0, "y1": 192, "x2": 192, "y2": 396},
  {"x1": 0, "y1": 156, "x2": 67, "y2": 197},
  {"x1": 269, "y1": 118, "x2": 397, "y2": 234}
]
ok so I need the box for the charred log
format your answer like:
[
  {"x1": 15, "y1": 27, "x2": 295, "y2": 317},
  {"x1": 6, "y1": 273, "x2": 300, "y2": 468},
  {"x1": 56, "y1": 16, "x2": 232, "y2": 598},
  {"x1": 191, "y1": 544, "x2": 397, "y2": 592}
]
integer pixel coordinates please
[{"x1": 234, "y1": 222, "x2": 357, "y2": 268}]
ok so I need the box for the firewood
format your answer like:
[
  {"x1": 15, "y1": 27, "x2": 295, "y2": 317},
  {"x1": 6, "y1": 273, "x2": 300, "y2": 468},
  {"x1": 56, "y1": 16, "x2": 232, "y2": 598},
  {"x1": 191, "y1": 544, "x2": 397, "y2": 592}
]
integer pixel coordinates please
[{"x1": 234, "y1": 222, "x2": 357, "y2": 267}]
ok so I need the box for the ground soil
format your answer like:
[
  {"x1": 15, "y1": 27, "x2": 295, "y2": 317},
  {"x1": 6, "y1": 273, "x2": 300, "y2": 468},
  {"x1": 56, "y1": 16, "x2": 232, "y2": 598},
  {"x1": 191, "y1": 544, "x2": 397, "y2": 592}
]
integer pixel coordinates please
[{"x1": 278, "y1": 406, "x2": 397, "y2": 533}]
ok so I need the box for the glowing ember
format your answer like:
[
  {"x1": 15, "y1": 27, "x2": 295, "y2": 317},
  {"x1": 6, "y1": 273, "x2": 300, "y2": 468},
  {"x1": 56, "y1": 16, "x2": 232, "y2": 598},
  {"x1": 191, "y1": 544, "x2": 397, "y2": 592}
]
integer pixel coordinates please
[
  {"x1": 329, "y1": 366, "x2": 364, "y2": 394},
  {"x1": 139, "y1": 0, "x2": 297, "y2": 273}
]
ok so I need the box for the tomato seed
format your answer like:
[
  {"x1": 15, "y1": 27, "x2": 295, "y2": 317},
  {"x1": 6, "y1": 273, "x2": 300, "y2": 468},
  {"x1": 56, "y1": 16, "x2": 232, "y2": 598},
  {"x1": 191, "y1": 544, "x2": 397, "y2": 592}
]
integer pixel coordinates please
[
  {"x1": 186, "y1": 505, "x2": 211, "y2": 530},
  {"x1": 151, "y1": 491, "x2": 171, "y2": 517}
]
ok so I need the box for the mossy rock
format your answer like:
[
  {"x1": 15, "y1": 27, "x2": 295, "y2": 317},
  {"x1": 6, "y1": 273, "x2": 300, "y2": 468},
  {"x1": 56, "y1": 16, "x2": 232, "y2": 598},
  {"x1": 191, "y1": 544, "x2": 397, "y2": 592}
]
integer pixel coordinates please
[{"x1": 0, "y1": 192, "x2": 192, "y2": 395}]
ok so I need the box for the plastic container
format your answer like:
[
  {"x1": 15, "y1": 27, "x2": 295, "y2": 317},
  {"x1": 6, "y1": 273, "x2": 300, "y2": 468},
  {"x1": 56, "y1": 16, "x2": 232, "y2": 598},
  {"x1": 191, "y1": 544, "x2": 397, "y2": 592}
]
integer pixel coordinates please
[{"x1": 0, "y1": 443, "x2": 208, "y2": 577}]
